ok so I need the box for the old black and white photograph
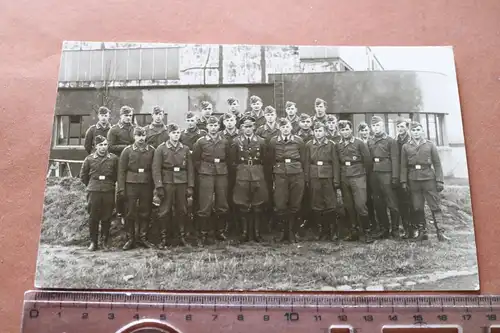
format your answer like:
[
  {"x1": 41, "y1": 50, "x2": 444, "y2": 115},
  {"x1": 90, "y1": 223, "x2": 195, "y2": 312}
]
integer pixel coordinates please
[{"x1": 35, "y1": 42, "x2": 479, "y2": 291}]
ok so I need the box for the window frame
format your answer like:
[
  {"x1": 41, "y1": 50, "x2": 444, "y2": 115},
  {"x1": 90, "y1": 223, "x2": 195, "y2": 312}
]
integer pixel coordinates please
[{"x1": 52, "y1": 115, "x2": 91, "y2": 150}]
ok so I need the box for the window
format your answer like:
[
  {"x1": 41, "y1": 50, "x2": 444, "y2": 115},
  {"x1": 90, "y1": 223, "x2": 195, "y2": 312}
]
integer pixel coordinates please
[
  {"x1": 421, "y1": 113, "x2": 444, "y2": 146},
  {"x1": 132, "y1": 114, "x2": 168, "y2": 127},
  {"x1": 59, "y1": 47, "x2": 180, "y2": 82},
  {"x1": 55, "y1": 115, "x2": 92, "y2": 146}
]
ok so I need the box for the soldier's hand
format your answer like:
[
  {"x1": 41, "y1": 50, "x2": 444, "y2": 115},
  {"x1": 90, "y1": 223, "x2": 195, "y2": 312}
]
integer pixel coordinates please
[
  {"x1": 391, "y1": 178, "x2": 399, "y2": 189},
  {"x1": 436, "y1": 182, "x2": 444, "y2": 192},
  {"x1": 186, "y1": 187, "x2": 194, "y2": 197},
  {"x1": 401, "y1": 183, "x2": 408, "y2": 191},
  {"x1": 154, "y1": 187, "x2": 165, "y2": 200}
]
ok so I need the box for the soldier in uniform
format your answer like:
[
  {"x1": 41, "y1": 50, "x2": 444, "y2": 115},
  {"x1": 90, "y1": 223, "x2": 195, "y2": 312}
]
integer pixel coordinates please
[
  {"x1": 304, "y1": 122, "x2": 340, "y2": 241},
  {"x1": 396, "y1": 117, "x2": 416, "y2": 239},
  {"x1": 107, "y1": 105, "x2": 136, "y2": 221},
  {"x1": 196, "y1": 101, "x2": 214, "y2": 132},
  {"x1": 192, "y1": 116, "x2": 231, "y2": 244},
  {"x1": 84, "y1": 106, "x2": 111, "y2": 155},
  {"x1": 312, "y1": 98, "x2": 328, "y2": 124},
  {"x1": 325, "y1": 114, "x2": 342, "y2": 143},
  {"x1": 256, "y1": 106, "x2": 280, "y2": 142},
  {"x1": 117, "y1": 127, "x2": 156, "y2": 250},
  {"x1": 368, "y1": 116, "x2": 400, "y2": 239},
  {"x1": 400, "y1": 121, "x2": 447, "y2": 242},
  {"x1": 107, "y1": 105, "x2": 135, "y2": 156},
  {"x1": 225, "y1": 97, "x2": 243, "y2": 130},
  {"x1": 285, "y1": 101, "x2": 300, "y2": 134},
  {"x1": 247, "y1": 95, "x2": 266, "y2": 128},
  {"x1": 297, "y1": 113, "x2": 314, "y2": 144},
  {"x1": 268, "y1": 118, "x2": 306, "y2": 243},
  {"x1": 180, "y1": 111, "x2": 207, "y2": 150},
  {"x1": 336, "y1": 120, "x2": 373, "y2": 243},
  {"x1": 220, "y1": 113, "x2": 240, "y2": 238},
  {"x1": 358, "y1": 122, "x2": 371, "y2": 144},
  {"x1": 79, "y1": 135, "x2": 119, "y2": 251},
  {"x1": 231, "y1": 116, "x2": 269, "y2": 242},
  {"x1": 145, "y1": 106, "x2": 169, "y2": 149},
  {"x1": 152, "y1": 123, "x2": 194, "y2": 248}
]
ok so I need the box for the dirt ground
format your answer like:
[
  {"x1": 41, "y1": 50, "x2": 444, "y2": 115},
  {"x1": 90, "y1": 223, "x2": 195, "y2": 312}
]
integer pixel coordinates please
[{"x1": 34, "y1": 177, "x2": 479, "y2": 291}]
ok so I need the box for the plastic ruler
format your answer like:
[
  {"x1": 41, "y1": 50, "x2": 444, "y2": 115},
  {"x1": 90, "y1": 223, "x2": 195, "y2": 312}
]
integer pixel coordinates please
[{"x1": 20, "y1": 290, "x2": 500, "y2": 333}]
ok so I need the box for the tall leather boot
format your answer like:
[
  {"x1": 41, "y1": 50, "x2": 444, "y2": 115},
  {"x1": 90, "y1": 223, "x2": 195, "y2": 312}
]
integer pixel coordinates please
[
  {"x1": 432, "y1": 211, "x2": 449, "y2": 241},
  {"x1": 177, "y1": 214, "x2": 188, "y2": 246},
  {"x1": 122, "y1": 218, "x2": 135, "y2": 251},
  {"x1": 390, "y1": 210, "x2": 401, "y2": 239},
  {"x1": 240, "y1": 212, "x2": 250, "y2": 243},
  {"x1": 343, "y1": 214, "x2": 359, "y2": 241},
  {"x1": 158, "y1": 215, "x2": 169, "y2": 249},
  {"x1": 215, "y1": 214, "x2": 227, "y2": 241},
  {"x1": 289, "y1": 214, "x2": 298, "y2": 243},
  {"x1": 139, "y1": 217, "x2": 155, "y2": 249},
  {"x1": 413, "y1": 210, "x2": 428, "y2": 241},
  {"x1": 315, "y1": 211, "x2": 326, "y2": 241},
  {"x1": 100, "y1": 219, "x2": 111, "y2": 250},
  {"x1": 329, "y1": 211, "x2": 339, "y2": 242},
  {"x1": 360, "y1": 215, "x2": 374, "y2": 244},
  {"x1": 279, "y1": 215, "x2": 289, "y2": 243},
  {"x1": 253, "y1": 211, "x2": 263, "y2": 243}
]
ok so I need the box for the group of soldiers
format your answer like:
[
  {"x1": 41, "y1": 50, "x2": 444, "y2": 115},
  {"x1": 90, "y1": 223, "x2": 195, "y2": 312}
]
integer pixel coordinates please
[{"x1": 79, "y1": 95, "x2": 448, "y2": 251}]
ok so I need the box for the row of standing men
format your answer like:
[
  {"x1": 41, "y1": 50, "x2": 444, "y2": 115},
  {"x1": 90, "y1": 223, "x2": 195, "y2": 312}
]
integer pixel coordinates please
[{"x1": 80, "y1": 96, "x2": 447, "y2": 251}]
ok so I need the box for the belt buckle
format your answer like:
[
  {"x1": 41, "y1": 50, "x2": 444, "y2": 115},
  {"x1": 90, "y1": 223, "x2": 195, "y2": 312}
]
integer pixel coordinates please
[
  {"x1": 138, "y1": 168, "x2": 144, "y2": 173},
  {"x1": 345, "y1": 161, "x2": 351, "y2": 166},
  {"x1": 374, "y1": 158, "x2": 380, "y2": 163},
  {"x1": 214, "y1": 158, "x2": 220, "y2": 163},
  {"x1": 98, "y1": 175, "x2": 106, "y2": 180},
  {"x1": 174, "y1": 167, "x2": 180, "y2": 172},
  {"x1": 317, "y1": 161, "x2": 323, "y2": 166},
  {"x1": 285, "y1": 158, "x2": 291, "y2": 163},
  {"x1": 415, "y1": 164, "x2": 422, "y2": 170},
  {"x1": 247, "y1": 160, "x2": 253, "y2": 166}
]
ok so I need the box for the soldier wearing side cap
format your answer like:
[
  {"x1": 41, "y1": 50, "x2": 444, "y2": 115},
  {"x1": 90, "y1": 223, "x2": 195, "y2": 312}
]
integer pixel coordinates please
[
  {"x1": 395, "y1": 117, "x2": 416, "y2": 239},
  {"x1": 220, "y1": 112, "x2": 240, "y2": 238},
  {"x1": 145, "y1": 106, "x2": 169, "y2": 149},
  {"x1": 296, "y1": 113, "x2": 314, "y2": 144},
  {"x1": 367, "y1": 116, "x2": 401, "y2": 239},
  {"x1": 224, "y1": 97, "x2": 243, "y2": 130},
  {"x1": 296, "y1": 113, "x2": 314, "y2": 232},
  {"x1": 80, "y1": 135, "x2": 119, "y2": 251},
  {"x1": 312, "y1": 98, "x2": 328, "y2": 124},
  {"x1": 107, "y1": 105, "x2": 136, "y2": 220},
  {"x1": 267, "y1": 118, "x2": 306, "y2": 243},
  {"x1": 196, "y1": 101, "x2": 214, "y2": 132},
  {"x1": 336, "y1": 120, "x2": 374, "y2": 243},
  {"x1": 192, "y1": 115, "x2": 232, "y2": 244},
  {"x1": 118, "y1": 127, "x2": 156, "y2": 251},
  {"x1": 325, "y1": 114, "x2": 342, "y2": 144},
  {"x1": 256, "y1": 106, "x2": 280, "y2": 143},
  {"x1": 230, "y1": 116, "x2": 269, "y2": 242},
  {"x1": 247, "y1": 95, "x2": 266, "y2": 128},
  {"x1": 284, "y1": 101, "x2": 301, "y2": 134},
  {"x1": 304, "y1": 121, "x2": 341, "y2": 241},
  {"x1": 84, "y1": 106, "x2": 112, "y2": 155},
  {"x1": 401, "y1": 121, "x2": 447, "y2": 242},
  {"x1": 180, "y1": 111, "x2": 208, "y2": 150},
  {"x1": 152, "y1": 123, "x2": 194, "y2": 248}
]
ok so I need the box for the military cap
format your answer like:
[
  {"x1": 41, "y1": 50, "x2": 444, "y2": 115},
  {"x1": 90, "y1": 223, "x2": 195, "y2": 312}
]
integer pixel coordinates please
[
  {"x1": 249, "y1": 95, "x2": 262, "y2": 103},
  {"x1": 151, "y1": 106, "x2": 164, "y2": 115},
  {"x1": 325, "y1": 114, "x2": 337, "y2": 122},
  {"x1": 285, "y1": 101, "x2": 296, "y2": 108},
  {"x1": 221, "y1": 112, "x2": 236, "y2": 121},
  {"x1": 410, "y1": 121, "x2": 423, "y2": 129},
  {"x1": 338, "y1": 120, "x2": 353, "y2": 130},
  {"x1": 371, "y1": 116, "x2": 384, "y2": 125},
  {"x1": 227, "y1": 97, "x2": 238, "y2": 105},
  {"x1": 185, "y1": 111, "x2": 196, "y2": 119},
  {"x1": 134, "y1": 127, "x2": 146, "y2": 136},
  {"x1": 313, "y1": 121, "x2": 327, "y2": 130},
  {"x1": 397, "y1": 117, "x2": 411, "y2": 126},
  {"x1": 94, "y1": 135, "x2": 107, "y2": 145},
  {"x1": 120, "y1": 105, "x2": 134, "y2": 115},
  {"x1": 97, "y1": 106, "x2": 111, "y2": 115},
  {"x1": 278, "y1": 118, "x2": 291, "y2": 127},
  {"x1": 240, "y1": 115, "x2": 256, "y2": 127},
  {"x1": 299, "y1": 113, "x2": 312, "y2": 121},
  {"x1": 167, "y1": 123, "x2": 180, "y2": 133},
  {"x1": 200, "y1": 101, "x2": 212, "y2": 110},
  {"x1": 264, "y1": 105, "x2": 276, "y2": 114},
  {"x1": 357, "y1": 121, "x2": 369, "y2": 131},
  {"x1": 207, "y1": 115, "x2": 219, "y2": 124},
  {"x1": 315, "y1": 98, "x2": 327, "y2": 107}
]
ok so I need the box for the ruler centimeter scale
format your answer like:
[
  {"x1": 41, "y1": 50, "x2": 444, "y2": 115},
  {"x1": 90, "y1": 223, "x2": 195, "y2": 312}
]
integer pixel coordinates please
[{"x1": 21, "y1": 290, "x2": 500, "y2": 333}]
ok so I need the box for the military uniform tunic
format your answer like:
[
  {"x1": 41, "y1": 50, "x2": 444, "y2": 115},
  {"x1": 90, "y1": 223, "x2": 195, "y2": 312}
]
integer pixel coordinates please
[
  {"x1": 145, "y1": 123, "x2": 169, "y2": 149},
  {"x1": 107, "y1": 122, "x2": 135, "y2": 156},
  {"x1": 180, "y1": 127, "x2": 207, "y2": 151},
  {"x1": 84, "y1": 122, "x2": 111, "y2": 155}
]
